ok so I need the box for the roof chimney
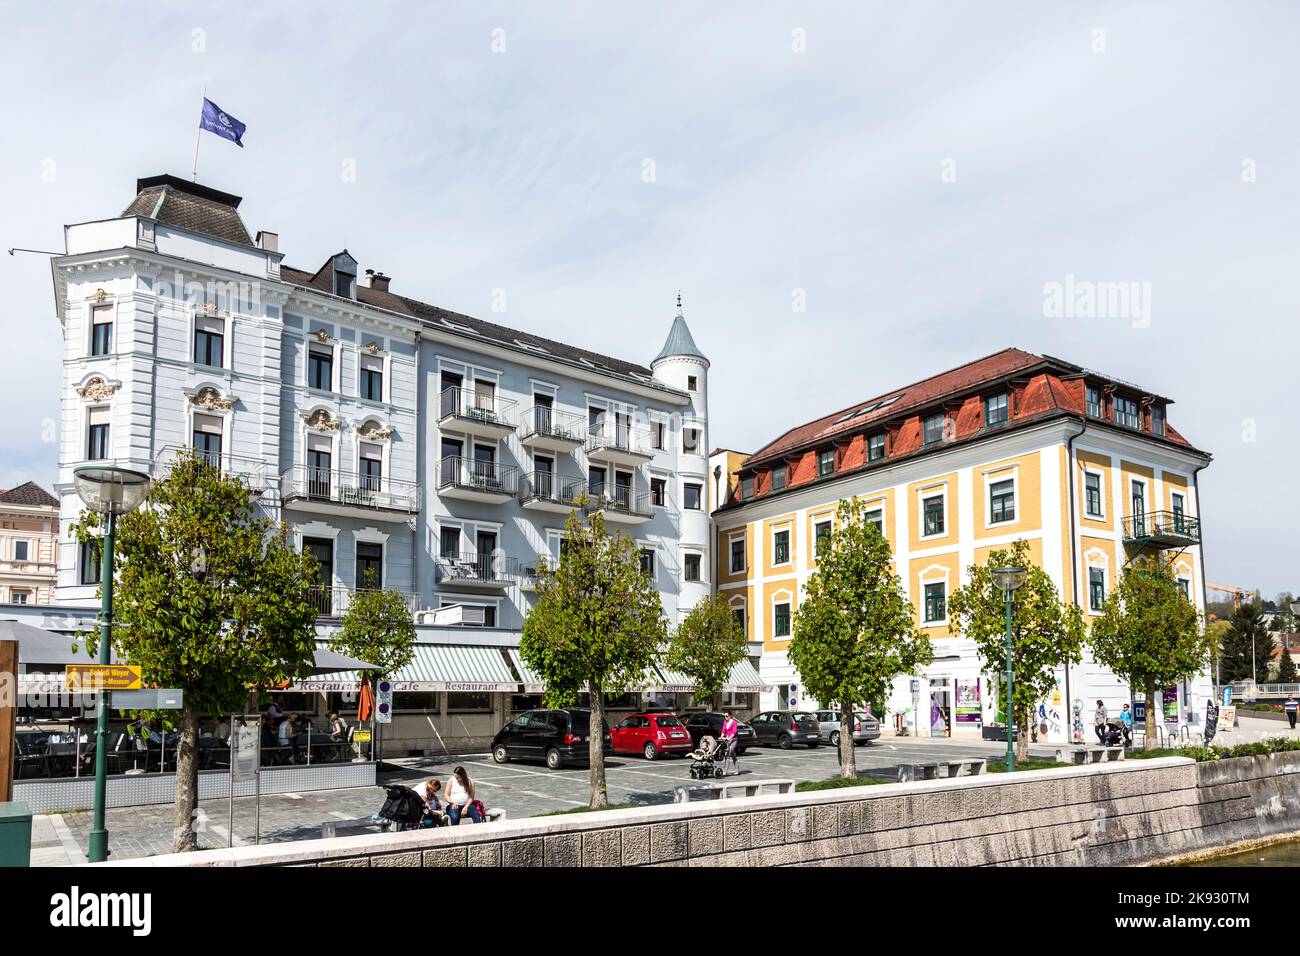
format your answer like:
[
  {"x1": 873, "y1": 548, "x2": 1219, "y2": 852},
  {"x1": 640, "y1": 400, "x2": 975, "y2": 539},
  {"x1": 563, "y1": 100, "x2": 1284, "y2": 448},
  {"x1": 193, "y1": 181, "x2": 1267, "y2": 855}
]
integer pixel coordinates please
[
  {"x1": 365, "y1": 269, "x2": 391, "y2": 293},
  {"x1": 256, "y1": 231, "x2": 278, "y2": 252}
]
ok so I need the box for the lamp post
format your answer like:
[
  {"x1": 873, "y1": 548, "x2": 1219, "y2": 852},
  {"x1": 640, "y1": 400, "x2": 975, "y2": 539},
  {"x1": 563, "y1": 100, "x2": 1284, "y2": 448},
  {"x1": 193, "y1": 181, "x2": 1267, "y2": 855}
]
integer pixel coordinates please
[
  {"x1": 991, "y1": 566, "x2": 1028, "y2": 771},
  {"x1": 73, "y1": 465, "x2": 150, "y2": 864}
]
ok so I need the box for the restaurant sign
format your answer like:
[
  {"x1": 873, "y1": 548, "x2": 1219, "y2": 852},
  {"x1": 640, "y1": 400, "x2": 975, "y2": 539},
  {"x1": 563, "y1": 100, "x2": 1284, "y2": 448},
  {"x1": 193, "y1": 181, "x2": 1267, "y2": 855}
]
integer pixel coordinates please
[{"x1": 288, "y1": 679, "x2": 518, "y2": 693}]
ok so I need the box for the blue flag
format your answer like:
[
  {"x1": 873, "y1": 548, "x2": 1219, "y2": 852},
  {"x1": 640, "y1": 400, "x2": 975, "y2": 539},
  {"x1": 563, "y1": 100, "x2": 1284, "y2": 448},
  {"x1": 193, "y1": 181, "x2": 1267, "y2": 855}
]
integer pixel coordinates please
[{"x1": 199, "y1": 98, "x2": 246, "y2": 148}]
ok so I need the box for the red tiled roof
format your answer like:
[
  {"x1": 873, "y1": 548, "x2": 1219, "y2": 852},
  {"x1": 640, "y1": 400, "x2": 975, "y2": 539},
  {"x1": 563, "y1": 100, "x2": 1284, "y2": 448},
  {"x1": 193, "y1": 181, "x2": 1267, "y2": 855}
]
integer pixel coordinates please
[{"x1": 0, "y1": 481, "x2": 58, "y2": 508}]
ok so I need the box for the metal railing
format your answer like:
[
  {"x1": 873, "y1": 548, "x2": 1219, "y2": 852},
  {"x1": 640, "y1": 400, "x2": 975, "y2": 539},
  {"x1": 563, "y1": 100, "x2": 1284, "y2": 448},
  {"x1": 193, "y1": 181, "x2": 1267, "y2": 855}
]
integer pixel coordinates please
[
  {"x1": 1122, "y1": 510, "x2": 1201, "y2": 544},
  {"x1": 439, "y1": 385, "x2": 518, "y2": 428},
  {"x1": 518, "y1": 405, "x2": 587, "y2": 444},
  {"x1": 437, "y1": 456, "x2": 519, "y2": 496},
  {"x1": 282, "y1": 465, "x2": 419, "y2": 512},
  {"x1": 520, "y1": 471, "x2": 585, "y2": 507},
  {"x1": 155, "y1": 445, "x2": 271, "y2": 491},
  {"x1": 585, "y1": 414, "x2": 652, "y2": 457},
  {"x1": 436, "y1": 551, "x2": 519, "y2": 586},
  {"x1": 589, "y1": 482, "x2": 654, "y2": 518},
  {"x1": 307, "y1": 586, "x2": 420, "y2": 618}
]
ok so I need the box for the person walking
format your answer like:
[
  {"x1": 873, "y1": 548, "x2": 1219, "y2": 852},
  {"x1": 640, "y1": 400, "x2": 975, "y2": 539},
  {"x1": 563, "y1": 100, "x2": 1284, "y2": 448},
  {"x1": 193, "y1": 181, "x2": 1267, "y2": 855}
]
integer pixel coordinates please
[
  {"x1": 720, "y1": 711, "x2": 740, "y2": 775},
  {"x1": 1118, "y1": 703, "x2": 1133, "y2": 747},
  {"x1": 446, "y1": 766, "x2": 483, "y2": 825},
  {"x1": 1094, "y1": 700, "x2": 1107, "y2": 744},
  {"x1": 1285, "y1": 695, "x2": 1298, "y2": 730}
]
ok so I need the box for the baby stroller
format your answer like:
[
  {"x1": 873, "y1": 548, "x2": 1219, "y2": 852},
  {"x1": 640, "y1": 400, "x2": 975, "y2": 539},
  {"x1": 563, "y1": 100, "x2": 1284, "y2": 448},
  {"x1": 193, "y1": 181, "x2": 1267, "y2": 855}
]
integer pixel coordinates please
[
  {"x1": 1097, "y1": 721, "x2": 1124, "y2": 747},
  {"x1": 375, "y1": 784, "x2": 446, "y2": 832},
  {"x1": 687, "y1": 736, "x2": 726, "y2": 779}
]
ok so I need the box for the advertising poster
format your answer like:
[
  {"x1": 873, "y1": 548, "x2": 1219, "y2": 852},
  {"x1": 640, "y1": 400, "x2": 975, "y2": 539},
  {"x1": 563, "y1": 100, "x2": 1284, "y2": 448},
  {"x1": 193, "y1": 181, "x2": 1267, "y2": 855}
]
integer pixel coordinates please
[
  {"x1": 1162, "y1": 686, "x2": 1179, "y2": 723},
  {"x1": 954, "y1": 678, "x2": 981, "y2": 723}
]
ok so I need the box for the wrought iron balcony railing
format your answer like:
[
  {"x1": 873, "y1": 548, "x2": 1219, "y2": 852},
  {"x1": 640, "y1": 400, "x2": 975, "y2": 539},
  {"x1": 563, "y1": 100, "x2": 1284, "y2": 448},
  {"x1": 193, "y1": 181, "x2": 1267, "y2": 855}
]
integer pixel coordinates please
[
  {"x1": 520, "y1": 471, "x2": 586, "y2": 507},
  {"x1": 1122, "y1": 510, "x2": 1201, "y2": 547},
  {"x1": 281, "y1": 465, "x2": 420, "y2": 512},
  {"x1": 437, "y1": 456, "x2": 519, "y2": 497},
  {"x1": 588, "y1": 482, "x2": 654, "y2": 518},
  {"x1": 518, "y1": 405, "x2": 587, "y2": 444},
  {"x1": 435, "y1": 551, "x2": 519, "y2": 586},
  {"x1": 585, "y1": 414, "x2": 652, "y2": 458},
  {"x1": 438, "y1": 386, "x2": 518, "y2": 429},
  {"x1": 307, "y1": 586, "x2": 420, "y2": 618},
  {"x1": 155, "y1": 445, "x2": 271, "y2": 491}
]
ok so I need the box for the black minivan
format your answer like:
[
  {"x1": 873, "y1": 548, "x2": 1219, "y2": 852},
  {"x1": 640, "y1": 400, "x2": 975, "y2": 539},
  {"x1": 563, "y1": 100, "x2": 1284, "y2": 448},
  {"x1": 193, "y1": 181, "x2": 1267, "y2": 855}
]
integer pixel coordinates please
[{"x1": 490, "y1": 709, "x2": 612, "y2": 769}]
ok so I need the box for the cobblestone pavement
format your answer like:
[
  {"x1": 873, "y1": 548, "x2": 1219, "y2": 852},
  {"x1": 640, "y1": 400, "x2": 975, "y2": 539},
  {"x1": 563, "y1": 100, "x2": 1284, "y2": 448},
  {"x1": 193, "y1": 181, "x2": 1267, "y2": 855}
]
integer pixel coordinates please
[{"x1": 37, "y1": 733, "x2": 1071, "y2": 864}]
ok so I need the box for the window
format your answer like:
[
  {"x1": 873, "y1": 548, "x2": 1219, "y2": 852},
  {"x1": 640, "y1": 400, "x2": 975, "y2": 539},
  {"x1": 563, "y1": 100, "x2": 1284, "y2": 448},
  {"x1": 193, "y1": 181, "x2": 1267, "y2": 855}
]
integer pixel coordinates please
[
  {"x1": 683, "y1": 483, "x2": 702, "y2": 511},
  {"x1": 334, "y1": 271, "x2": 354, "y2": 298},
  {"x1": 356, "y1": 542, "x2": 383, "y2": 589},
  {"x1": 86, "y1": 407, "x2": 110, "y2": 460},
  {"x1": 684, "y1": 552, "x2": 701, "y2": 582},
  {"x1": 682, "y1": 428, "x2": 700, "y2": 454},
  {"x1": 1086, "y1": 386, "x2": 1102, "y2": 418},
  {"x1": 818, "y1": 449, "x2": 835, "y2": 477},
  {"x1": 360, "y1": 354, "x2": 383, "y2": 402},
  {"x1": 308, "y1": 346, "x2": 333, "y2": 391},
  {"x1": 1089, "y1": 568, "x2": 1105, "y2": 611},
  {"x1": 923, "y1": 414, "x2": 946, "y2": 445},
  {"x1": 922, "y1": 495, "x2": 945, "y2": 536},
  {"x1": 439, "y1": 527, "x2": 461, "y2": 559},
  {"x1": 868, "y1": 433, "x2": 885, "y2": 461},
  {"x1": 740, "y1": 475, "x2": 755, "y2": 499},
  {"x1": 985, "y1": 393, "x2": 1009, "y2": 426},
  {"x1": 1177, "y1": 578, "x2": 1191, "y2": 600},
  {"x1": 770, "y1": 466, "x2": 787, "y2": 491},
  {"x1": 90, "y1": 305, "x2": 112, "y2": 356},
  {"x1": 773, "y1": 529, "x2": 791, "y2": 565},
  {"x1": 814, "y1": 520, "x2": 832, "y2": 556},
  {"x1": 687, "y1": 375, "x2": 698, "y2": 391},
  {"x1": 729, "y1": 537, "x2": 745, "y2": 573},
  {"x1": 1114, "y1": 396, "x2": 1140, "y2": 430},
  {"x1": 1084, "y1": 472, "x2": 1103, "y2": 518},
  {"x1": 1151, "y1": 404, "x2": 1166, "y2": 437},
  {"x1": 639, "y1": 548, "x2": 655, "y2": 580},
  {"x1": 192, "y1": 413, "x2": 222, "y2": 467},
  {"x1": 989, "y1": 479, "x2": 1015, "y2": 523},
  {"x1": 774, "y1": 602, "x2": 791, "y2": 639},
  {"x1": 14, "y1": 541, "x2": 29, "y2": 561},
  {"x1": 865, "y1": 509, "x2": 884, "y2": 533},
  {"x1": 650, "y1": 477, "x2": 666, "y2": 507},
  {"x1": 79, "y1": 538, "x2": 102, "y2": 586},
  {"x1": 652, "y1": 421, "x2": 666, "y2": 450},
  {"x1": 193, "y1": 316, "x2": 224, "y2": 367},
  {"x1": 1172, "y1": 492, "x2": 1186, "y2": 532},
  {"x1": 11, "y1": 591, "x2": 28, "y2": 605},
  {"x1": 359, "y1": 443, "x2": 382, "y2": 490},
  {"x1": 732, "y1": 608, "x2": 746, "y2": 637},
  {"x1": 447, "y1": 691, "x2": 491, "y2": 712},
  {"x1": 923, "y1": 582, "x2": 946, "y2": 623}
]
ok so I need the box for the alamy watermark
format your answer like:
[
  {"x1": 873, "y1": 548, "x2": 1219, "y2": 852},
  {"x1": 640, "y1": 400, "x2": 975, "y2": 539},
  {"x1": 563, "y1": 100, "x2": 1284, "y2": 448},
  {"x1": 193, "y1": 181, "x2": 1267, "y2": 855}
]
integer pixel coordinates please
[{"x1": 1042, "y1": 273, "x2": 1151, "y2": 329}]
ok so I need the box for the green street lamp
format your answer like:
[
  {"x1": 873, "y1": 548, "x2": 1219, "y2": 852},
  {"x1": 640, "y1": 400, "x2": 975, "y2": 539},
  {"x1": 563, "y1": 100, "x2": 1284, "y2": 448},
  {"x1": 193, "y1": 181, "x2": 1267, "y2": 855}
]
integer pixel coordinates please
[
  {"x1": 73, "y1": 465, "x2": 150, "y2": 864},
  {"x1": 991, "y1": 565, "x2": 1028, "y2": 772}
]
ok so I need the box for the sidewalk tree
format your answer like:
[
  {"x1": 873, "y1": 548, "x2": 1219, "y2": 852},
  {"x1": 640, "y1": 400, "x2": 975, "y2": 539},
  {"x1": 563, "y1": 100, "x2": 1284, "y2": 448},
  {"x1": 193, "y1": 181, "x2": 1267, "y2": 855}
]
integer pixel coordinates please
[
  {"x1": 788, "y1": 498, "x2": 933, "y2": 778},
  {"x1": 946, "y1": 538, "x2": 1085, "y2": 761},
  {"x1": 520, "y1": 499, "x2": 666, "y2": 806},
  {"x1": 329, "y1": 583, "x2": 417, "y2": 756},
  {"x1": 1089, "y1": 555, "x2": 1210, "y2": 750},
  {"x1": 72, "y1": 449, "x2": 319, "y2": 852},
  {"x1": 665, "y1": 594, "x2": 748, "y2": 710}
]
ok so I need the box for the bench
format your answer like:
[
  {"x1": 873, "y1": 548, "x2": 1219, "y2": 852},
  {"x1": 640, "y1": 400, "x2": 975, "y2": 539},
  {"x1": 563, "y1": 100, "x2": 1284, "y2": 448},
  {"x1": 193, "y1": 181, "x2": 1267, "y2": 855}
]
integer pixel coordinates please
[
  {"x1": 321, "y1": 806, "x2": 505, "y2": 839},
  {"x1": 897, "y1": 759, "x2": 986, "y2": 782},
  {"x1": 673, "y1": 778, "x2": 796, "y2": 804},
  {"x1": 1055, "y1": 747, "x2": 1125, "y2": 765}
]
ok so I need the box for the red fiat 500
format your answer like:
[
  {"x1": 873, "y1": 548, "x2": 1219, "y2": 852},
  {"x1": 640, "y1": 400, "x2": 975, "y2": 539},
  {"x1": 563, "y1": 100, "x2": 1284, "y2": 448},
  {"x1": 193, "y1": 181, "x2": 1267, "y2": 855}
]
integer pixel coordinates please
[{"x1": 610, "y1": 712, "x2": 694, "y2": 760}]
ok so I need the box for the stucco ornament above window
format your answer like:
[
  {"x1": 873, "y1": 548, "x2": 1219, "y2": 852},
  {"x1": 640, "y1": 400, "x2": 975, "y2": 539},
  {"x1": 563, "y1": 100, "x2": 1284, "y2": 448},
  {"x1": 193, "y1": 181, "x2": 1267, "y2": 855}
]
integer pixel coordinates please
[
  {"x1": 91, "y1": 288, "x2": 109, "y2": 303},
  {"x1": 356, "y1": 420, "x2": 392, "y2": 441},
  {"x1": 303, "y1": 409, "x2": 342, "y2": 431},
  {"x1": 188, "y1": 386, "x2": 233, "y2": 411},
  {"x1": 364, "y1": 341, "x2": 383, "y2": 355},
  {"x1": 313, "y1": 328, "x2": 332, "y2": 342},
  {"x1": 77, "y1": 377, "x2": 116, "y2": 401}
]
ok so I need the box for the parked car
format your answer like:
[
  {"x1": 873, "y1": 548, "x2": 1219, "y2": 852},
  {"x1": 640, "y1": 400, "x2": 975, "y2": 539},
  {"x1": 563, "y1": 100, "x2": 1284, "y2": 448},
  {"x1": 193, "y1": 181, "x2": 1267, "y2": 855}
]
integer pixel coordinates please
[
  {"x1": 490, "y1": 709, "x2": 611, "y2": 769},
  {"x1": 748, "y1": 710, "x2": 821, "y2": 749},
  {"x1": 611, "y1": 712, "x2": 694, "y2": 760},
  {"x1": 679, "y1": 712, "x2": 757, "y2": 755},
  {"x1": 814, "y1": 709, "x2": 881, "y2": 746}
]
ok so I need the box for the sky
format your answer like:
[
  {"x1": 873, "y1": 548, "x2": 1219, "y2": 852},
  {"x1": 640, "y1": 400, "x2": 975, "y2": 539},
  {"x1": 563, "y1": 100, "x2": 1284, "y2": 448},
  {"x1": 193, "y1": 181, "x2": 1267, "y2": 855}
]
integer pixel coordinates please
[{"x1": 0, "y1": 1, "x2": 1296, "y2": 596}]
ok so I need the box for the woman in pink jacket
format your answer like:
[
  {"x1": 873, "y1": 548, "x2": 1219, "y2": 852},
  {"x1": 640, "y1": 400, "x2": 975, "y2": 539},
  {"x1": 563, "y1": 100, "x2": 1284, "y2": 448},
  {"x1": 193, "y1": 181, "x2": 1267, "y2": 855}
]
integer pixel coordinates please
[{"x1": 720, "y1": 711, "x2": 740, "y2": 775}]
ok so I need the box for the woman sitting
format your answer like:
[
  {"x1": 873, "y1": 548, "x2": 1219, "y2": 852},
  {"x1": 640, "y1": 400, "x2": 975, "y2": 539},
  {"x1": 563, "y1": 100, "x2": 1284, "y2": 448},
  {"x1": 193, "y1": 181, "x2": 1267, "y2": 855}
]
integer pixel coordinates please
[
  {"x1": 420, "y1": 779, "x2": 447, "y2": 827},
  {"x1": 445, "y1": 766, "x2": 483, "y2": 825}
]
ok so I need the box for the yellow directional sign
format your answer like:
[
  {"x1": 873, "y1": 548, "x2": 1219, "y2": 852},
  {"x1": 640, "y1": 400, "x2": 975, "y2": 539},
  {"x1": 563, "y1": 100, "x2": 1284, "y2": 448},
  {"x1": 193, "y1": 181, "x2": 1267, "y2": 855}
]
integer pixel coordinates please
[
  {"x1": 352, "y1": 730, "x2": 372, "y2": 743},
  {"x1": 65, "y1": 664, "x2": 143, "y2": 691}
]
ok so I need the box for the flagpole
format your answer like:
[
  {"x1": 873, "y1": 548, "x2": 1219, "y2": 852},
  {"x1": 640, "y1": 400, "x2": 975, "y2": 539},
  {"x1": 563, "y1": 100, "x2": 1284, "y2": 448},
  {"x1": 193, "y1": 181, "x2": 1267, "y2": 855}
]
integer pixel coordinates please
[{"x1": 192, "y1": 86, "x2": 206, "y2": 181}]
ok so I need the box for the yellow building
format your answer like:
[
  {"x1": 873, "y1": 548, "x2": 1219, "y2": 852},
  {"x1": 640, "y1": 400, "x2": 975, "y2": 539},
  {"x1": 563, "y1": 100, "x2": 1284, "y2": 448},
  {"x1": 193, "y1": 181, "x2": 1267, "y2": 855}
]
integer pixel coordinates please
[
  {"x1": 0, "y1": 482, "x2": 60, "y2": 606},
  {"x1": 711, "y1": 349, "x2": 1212, "y2": 742}
]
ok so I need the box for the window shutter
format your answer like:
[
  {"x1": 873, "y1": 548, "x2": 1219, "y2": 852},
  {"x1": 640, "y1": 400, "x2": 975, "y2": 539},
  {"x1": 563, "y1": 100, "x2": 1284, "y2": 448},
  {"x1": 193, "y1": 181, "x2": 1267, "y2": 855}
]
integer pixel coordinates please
[
  {"x1": 193, "y1": 413, "x2": 222, "y2": 435},
  {"x1": 195, "y1": 314, "x2": 224, "y2": 334},
  {"x1": 307, "y1": 433, "x2": 332, "y2": 453},
  {"x1": 360, "y1": 353, "x2": 383, "y2": 374},
  {"x1": 87, "y1": 405, "x2": 110, "y2": 426}
]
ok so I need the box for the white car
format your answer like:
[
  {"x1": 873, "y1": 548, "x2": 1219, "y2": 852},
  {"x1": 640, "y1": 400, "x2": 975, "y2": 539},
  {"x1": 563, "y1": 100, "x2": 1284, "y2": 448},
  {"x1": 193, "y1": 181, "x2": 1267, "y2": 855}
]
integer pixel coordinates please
[{"x1": 815, "y1": 710, "x2": 881, "y2": 746}]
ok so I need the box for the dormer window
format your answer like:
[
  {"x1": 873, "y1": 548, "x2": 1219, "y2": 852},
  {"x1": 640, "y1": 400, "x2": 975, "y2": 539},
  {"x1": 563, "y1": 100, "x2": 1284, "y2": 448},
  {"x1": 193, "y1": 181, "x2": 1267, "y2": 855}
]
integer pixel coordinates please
[
  {"x1": 1151, "y1": 404, "x2": 1166, "y2": 437},
  {"x1": 985, "y1": 393, "x2": 1009, "y2": 427},
  {"x1": 923, "y1": 413, "x2": 946, "y2": 445},
  {"x1": 817, "y1": 449, "x2": 835, "y2": 477},
  {"x1": 868, "y1": 433, "x2": 886, "y2": 461},
  {"x1": 1114, "y1": 395, "x2": 1140, "y2": 430},
  {"x1": 771, "y1": 466, "x2": 787, "y2": 491},
  {"x1": 1086, "y1": 385, "x2": 1103, "y2": 418},
  {"x1": 331, "y1": 252, "x2": 358, "y2": 300},
  {"x1": 740, "y1": 474, "x2": 755, "y2": 499}
]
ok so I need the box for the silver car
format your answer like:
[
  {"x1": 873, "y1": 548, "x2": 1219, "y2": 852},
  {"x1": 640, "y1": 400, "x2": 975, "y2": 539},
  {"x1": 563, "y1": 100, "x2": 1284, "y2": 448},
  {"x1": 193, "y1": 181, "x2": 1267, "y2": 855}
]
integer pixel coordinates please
[{"x1": 815, "y1": 710, "x2": 881, "y2": 746}]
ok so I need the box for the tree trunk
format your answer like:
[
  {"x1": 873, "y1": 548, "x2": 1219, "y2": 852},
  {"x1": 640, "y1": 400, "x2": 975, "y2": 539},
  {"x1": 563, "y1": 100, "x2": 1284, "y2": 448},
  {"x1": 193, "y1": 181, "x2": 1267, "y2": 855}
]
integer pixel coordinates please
[
  {"x1": 1144, "y1": 679, "x2": 1157, "y2": 751},
  {"x1": 171, "y1": 705, "x2": 201, "y2": 853},
  {"x1": 588, "y1": 682, "x2": 608, "y2": 807},
  {"x1": 839, "y1": 702, "x2": 856, "y2": 778},
  {"x1": 1017, "y1": 704, "x2": 1031, "y2": 761}
]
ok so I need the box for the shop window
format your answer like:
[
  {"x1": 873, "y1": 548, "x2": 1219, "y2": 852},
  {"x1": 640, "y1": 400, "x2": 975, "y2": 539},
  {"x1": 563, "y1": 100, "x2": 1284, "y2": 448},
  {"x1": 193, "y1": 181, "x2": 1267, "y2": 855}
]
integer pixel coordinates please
[{"x1": 448, "y1": 691, "x2": 492, "y2": 713}]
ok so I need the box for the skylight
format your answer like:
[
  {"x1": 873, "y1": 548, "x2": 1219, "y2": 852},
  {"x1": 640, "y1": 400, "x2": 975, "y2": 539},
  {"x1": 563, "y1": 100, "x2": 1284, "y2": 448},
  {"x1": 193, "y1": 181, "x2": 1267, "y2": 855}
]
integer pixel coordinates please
[
  {"x1": 876, "y1": 395, "x2": 901, "y2": 409},
  {"x1": 442, "y1": 319, "x2": 476, "y2": 335},
  {"x1": 514, "y1": 339, "x2": 549, "y2": 354}
]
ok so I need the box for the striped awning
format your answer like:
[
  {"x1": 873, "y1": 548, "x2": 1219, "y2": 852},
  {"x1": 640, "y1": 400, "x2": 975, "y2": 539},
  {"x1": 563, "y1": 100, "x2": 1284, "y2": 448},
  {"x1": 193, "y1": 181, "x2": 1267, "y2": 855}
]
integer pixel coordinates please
[
  {"x1": 506, "y1": 648, "x2": 544, "y2": 693},
  {"x1": 724, "y1": 657, "x2": 769, "y2": 693},
  {"x1": 648, "y1": 664, "x2": 696, "y2": 693},
  {"x1": 390, "y1": 644, "x2": 517, "y2": 692}
]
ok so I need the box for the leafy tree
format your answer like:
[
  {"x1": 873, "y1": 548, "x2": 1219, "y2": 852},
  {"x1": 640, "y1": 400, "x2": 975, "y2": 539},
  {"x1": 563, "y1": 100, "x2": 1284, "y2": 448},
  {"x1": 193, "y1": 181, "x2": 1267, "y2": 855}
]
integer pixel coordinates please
[
  {"x1": 73, "y1": 450, "x2": 319, "y2": 852},
  {"x1": 665, "y1": 594, "x2": 748, "y2": 710},
  {"x1": 1090, "y1": 555, "x2": 1210, "y2": 750},
  {"x1": 947, "y1": 538, "x2": 1086, "y2": 760},
  {"x1": 1277, "y1": 645, "x2": 1298, "y2": 683},
  {"x1": 1220, "y1": 604, "x2": 1270, "y2": 684},
  {"x1": 520, "y1": 499, "x2": 666, "y2": 806},
  {"x1": 788, "y1": 498, "x2": 932, "y2": 778}
]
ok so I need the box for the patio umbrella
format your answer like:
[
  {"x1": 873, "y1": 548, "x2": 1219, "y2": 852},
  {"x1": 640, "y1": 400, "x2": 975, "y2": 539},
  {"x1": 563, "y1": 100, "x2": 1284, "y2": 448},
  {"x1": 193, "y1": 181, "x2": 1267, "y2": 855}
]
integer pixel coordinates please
[
  {"x1": 357, "y1": 679, "x2": 375, "y2": 723},
  {"x1": 0, "y1": 619, "x2": 121, "y2": 666}
]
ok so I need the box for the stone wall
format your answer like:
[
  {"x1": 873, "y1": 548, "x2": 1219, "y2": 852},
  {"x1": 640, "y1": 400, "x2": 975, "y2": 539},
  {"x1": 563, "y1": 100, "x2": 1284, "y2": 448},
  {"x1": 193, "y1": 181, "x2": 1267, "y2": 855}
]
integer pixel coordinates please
[{"x1": 98, "y1": 752, "x2": 1300, "y2": 867}]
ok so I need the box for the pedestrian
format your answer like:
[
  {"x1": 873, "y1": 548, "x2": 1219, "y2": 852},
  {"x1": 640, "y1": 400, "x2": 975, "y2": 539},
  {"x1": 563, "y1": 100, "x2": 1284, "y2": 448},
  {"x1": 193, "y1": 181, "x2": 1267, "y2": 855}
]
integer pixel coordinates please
[
  {"x1": 1285, "y1": 695, "x2": 1298, "y2": 730},
  {"x1": 328, "y1": 711, "x2": 347, "y2": 740},
  {"x1": 1118, "y1": 704, "x2": 1133, "y2": 747},
  {"x1": 1094, "y1": 700, "x2": 1107, "y2": 744},
  {"x1": 720, "y1": 710, "x2": 740, "y2": 775},
  {"x1": 421, "y1": 779, "x2": 446, "y2": 826},
  {"x1": 446, "y1": 766, "x2": 483, "y2": 825}
]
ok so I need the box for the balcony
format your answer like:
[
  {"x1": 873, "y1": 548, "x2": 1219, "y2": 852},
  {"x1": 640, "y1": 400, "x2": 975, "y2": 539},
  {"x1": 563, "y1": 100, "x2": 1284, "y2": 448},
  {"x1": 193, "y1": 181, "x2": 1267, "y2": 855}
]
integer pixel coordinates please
[
  {"x1": 281, "y1": 466, "x2": 419, "y2": 520},
  {"x1": 437, "y1": 456, "x2": 519, "y2": 504},
  {"x1": 1122, "y1": 510, "x2": 1201, "y2": 550},
  {"x1": 589, "y1": 483, "x2": 654, "y2": 525},
  {"x1": 585, "y1": 415, "x2": 653, "y2": 466},
  {"x1": 155, "y1": 446, "x2": 271, "y2": 493},
  {"x1": 436, "y1": 551, "x2": 518, "y2": 589},
  {"x1": 518, "y1": 406, "x2": 586, "y2": 453},
  {"x1": 439, "y1": 386, "x2": 517, "y2": 440},
  {"x1": 307, "y1": 586, "x2": 420, "y2": 619},
  {"x1": 519, "y1": 471, "x2": 586, "y2": 514}
]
